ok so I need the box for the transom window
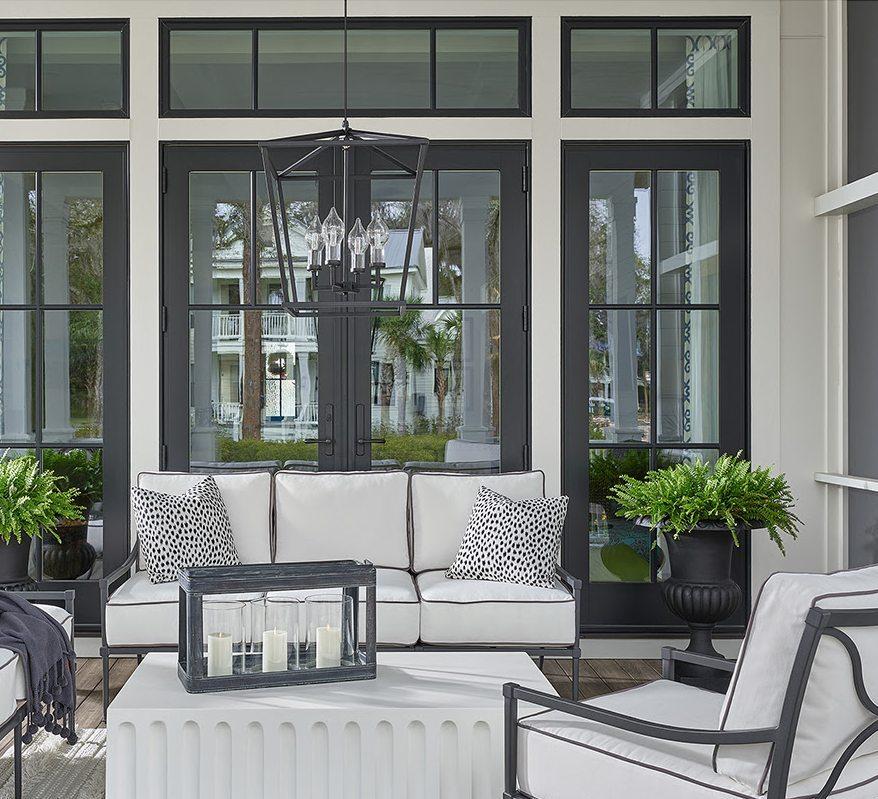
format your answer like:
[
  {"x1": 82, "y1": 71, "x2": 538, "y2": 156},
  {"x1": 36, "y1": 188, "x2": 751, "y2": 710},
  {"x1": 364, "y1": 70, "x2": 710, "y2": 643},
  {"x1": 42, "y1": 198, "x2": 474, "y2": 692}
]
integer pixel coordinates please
[
  {"x1": 159, "y1": 18, "x2": 530, "y2": 117},
  {"x1": 562, "y1": 17, "x2": 750, "y2": 117},
  {"x1": 0, "y1": 21, "x2": 128, "y2": 117}
]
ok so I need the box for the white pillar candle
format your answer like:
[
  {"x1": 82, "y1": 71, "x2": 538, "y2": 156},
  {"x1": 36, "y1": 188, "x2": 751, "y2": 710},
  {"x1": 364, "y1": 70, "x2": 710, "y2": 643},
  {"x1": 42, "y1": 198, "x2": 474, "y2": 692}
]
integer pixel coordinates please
[
  {"x1": 262, "y1": 629, "x2": 288, "y2": 672},
  {"x1": 315, "y1": 625, "x2": 341, "y2": 668},
  {"x1": 206, "y1": 632, "x2": 232, "y2": 677}
]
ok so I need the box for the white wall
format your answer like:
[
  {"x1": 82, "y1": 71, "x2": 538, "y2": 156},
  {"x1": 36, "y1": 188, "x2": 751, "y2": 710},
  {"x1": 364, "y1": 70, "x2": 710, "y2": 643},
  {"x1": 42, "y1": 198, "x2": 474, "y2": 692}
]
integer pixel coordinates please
[{"x1": 0, "y1": 0, "x2": 845, "y2": 642}]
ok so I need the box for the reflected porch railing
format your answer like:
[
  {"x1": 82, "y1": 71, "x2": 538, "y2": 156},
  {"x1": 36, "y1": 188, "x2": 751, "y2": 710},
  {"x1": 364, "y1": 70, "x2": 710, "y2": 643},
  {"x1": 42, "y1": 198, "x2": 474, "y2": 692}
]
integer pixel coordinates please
[{"x1": 212, "y1": 312, "x2": 316, "y2": 341}]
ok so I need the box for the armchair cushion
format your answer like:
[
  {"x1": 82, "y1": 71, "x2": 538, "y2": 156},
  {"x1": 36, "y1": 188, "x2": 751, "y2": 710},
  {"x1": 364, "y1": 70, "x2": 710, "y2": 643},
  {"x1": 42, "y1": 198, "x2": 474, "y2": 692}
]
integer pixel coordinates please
[
  {"x1": 416, "y1": 569, "x2": 575, "y2": 645},
  {"x1": 410, "y1": 470, "x2": 546, "y2": 572},
  {"x1": 274, "y1": 471, "x2": 410, "y2": 569},
  {"x1": 715, "y1": 565, "x2": 878, "y2": 793},
  {"x1": 10, "y1": 604, "x2": 72, "y2": 700},
  {"x1": 137, "y1": 471, "x2": 271, "y2": 565},
  {"x1": 517, "y1": 680, "x2": 878, "y2": 799}
]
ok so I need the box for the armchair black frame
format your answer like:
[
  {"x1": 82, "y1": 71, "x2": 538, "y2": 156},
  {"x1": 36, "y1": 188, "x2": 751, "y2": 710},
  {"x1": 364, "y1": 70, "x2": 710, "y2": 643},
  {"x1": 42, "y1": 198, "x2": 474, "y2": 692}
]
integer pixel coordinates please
[
  {"x1": 504, "y1": 605, "x2": 878, "y2": 799},
  {"x1": 2, "y1": 590, "x2": 75, "y2": 799},
  {"x1": 100, "y1": 542, "x2": 581, "y2": 716}
]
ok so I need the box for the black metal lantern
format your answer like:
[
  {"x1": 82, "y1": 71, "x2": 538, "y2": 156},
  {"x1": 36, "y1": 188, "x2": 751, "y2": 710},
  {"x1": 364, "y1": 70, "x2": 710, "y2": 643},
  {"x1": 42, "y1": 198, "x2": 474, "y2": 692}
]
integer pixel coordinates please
[{"x1": 258, "y1": 2, "x2": 429, "y2": 318}]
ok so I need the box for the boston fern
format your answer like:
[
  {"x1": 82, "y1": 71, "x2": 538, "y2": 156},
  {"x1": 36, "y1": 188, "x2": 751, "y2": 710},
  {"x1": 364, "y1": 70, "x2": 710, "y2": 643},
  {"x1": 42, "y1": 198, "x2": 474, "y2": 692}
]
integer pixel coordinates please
[
  {"x1": 0, "y1": 454, "x2": 82, "y2": 545},
  {"x1": 609, "y1": 453, "x2": 800, "y2": 554}
]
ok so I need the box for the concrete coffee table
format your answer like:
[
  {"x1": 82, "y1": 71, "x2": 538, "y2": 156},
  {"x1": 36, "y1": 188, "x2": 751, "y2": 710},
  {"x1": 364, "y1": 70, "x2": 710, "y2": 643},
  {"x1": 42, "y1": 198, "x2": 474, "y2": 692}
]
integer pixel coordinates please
[{"x1": 106, "y1": 651, "x2": 555, "y2": 799}]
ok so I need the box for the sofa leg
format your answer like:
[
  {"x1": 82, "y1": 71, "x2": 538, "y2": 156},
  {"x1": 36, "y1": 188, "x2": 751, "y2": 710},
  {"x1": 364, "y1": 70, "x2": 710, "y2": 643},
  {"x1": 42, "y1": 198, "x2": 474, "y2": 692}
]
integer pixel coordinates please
[
  {"x1": 13, "y1": 717, "x2": 22, "y2": 799},
  {"x1": 571, "y1": 655, "x2": 580, "y2": 701},
  {"x1": 538, "y1": 656, "x2": 545, "y2": 671},
  {"x1": 102, "y1": 649, "x2": 110, "y2": 721}
]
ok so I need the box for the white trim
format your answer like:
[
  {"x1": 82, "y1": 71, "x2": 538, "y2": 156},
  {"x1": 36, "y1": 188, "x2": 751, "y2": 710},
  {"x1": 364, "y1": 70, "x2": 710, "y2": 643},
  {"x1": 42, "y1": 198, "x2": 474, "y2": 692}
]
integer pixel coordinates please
[
  {"x1": 814, "y1": 171, "x2": 878, "y2": 216},
  {"x1": 815, "y1": 472, "x2": 878, "y2": 493}
]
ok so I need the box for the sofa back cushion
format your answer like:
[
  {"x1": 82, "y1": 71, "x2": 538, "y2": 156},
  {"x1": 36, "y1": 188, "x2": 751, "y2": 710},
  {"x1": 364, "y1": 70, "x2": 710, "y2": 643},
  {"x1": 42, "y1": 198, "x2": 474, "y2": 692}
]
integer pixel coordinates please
[
  {"x1": 714, "y1": 565, "x2": 878, "y2": 793},
  {"x1": 410, "y1": 471, "x2": 545, "y2": 572},
  {"x1": 136, "y1": 471, "x2": 272, "y2": 565},
  {"x1": 274, "y1": 471, "x2": 409, "y2": 568}
]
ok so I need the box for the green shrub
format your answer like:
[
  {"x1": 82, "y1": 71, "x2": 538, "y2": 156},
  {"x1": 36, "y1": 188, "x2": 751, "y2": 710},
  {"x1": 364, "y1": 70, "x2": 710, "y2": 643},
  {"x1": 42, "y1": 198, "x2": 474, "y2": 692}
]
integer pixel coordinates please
[{"x1": 609, "y1": 452, "x2": 800, "y2": 554}]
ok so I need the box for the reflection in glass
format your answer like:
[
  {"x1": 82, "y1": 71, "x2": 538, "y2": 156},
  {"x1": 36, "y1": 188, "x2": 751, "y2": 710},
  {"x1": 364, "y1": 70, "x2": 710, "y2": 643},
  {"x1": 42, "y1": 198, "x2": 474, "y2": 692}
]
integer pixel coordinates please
[
  {"x1": 370, "y1": 172, "x2": 433, "y2": 301},
  {"x1": 589, "y1": 171, "x2": 651, "y2": 304},
  {"x1": 42, "y1": 310, "x2": 103, "y2": 443},
  {"x1": 657, "y1": 171, "x2": 719, "y2": 303},
  {"x1": 41, "y1": 30, "x2": 123, "y2": 111},
  {"x1": 657, "y1": 29, "x2": 739, "y2": 110},
  {"x1": 570, "y1": 29, "x2": 651, "y2": 109},
  {"x1": 0, "y1": 173, "x2": 35, "y2": 303},
  {"x1": 0, "y1": 32, "x2": 36, "y2": 112},
  {"x1": 0, "y1": 312, "x2": 35, "y2": 442},
  {"x1": 435, "y1": 29, "x2": 519, "y2": 109},
  {"x1": 189, "y1": 173, "x2": 250, "y2": 304},
  {"x1": 438, "y1": 171, "x2": 500, "y2": 304},
  {"x1": 657, "y1": 310, "x2": 718, "y2": 443},
  {"x1": 588, "y1": 448, "x2": 654, "y2": 583},
  {"x1": 189, "y1": 311, "x2": 318, "y2": 468},
  {"x1": 372, "y1": 309, "x2": 499, "y2": 471},
  {"x1": 169, "y1": 30, "x2": 252, "y2": 110},
  {"x1": 256, "y1": 172, "x2": 318, "y2": 304},
  {"x1": 41, "y1": 448, "x2": 103, "y2": 581},
  {"x1": 589, "y1": 310, "x2": 650, "y2": 443},
  {"x1": 42, "y1": 172, "x2": 103, "y2": 305}
]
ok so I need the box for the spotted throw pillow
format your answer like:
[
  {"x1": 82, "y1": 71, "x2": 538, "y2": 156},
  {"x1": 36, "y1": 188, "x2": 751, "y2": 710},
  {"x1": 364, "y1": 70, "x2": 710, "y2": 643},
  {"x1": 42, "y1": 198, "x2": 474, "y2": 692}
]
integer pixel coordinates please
[
  {"x1": 131, "y1": 476, "x2": 241, "y2": 584},
  {"x1": 446, "y1": 486, "x2": 569, "y2": 588}
]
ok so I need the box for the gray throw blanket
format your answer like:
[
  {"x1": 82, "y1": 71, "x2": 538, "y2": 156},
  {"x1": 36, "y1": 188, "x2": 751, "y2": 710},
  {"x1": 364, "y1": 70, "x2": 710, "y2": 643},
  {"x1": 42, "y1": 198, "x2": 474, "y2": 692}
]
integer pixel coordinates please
[{"x1": 0, "y1": 593, "x2": 76, "y2": 745}]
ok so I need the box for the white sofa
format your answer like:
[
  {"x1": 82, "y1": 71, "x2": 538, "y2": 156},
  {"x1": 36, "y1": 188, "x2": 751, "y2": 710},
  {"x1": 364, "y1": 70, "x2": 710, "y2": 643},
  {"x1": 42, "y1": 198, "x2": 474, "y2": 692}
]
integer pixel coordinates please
[
  {"x1": 101, "y1": 469, "x2": 581, "y2": 711},
  {"x1": 504, "y1": 565, "x2": 878, "y2": 799}
]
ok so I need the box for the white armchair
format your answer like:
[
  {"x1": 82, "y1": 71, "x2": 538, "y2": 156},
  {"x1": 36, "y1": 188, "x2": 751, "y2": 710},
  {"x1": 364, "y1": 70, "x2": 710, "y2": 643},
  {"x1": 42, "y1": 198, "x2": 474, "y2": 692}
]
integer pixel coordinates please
[{"x1": 504, "y1": 566, "x2": 878, "y2": 799}]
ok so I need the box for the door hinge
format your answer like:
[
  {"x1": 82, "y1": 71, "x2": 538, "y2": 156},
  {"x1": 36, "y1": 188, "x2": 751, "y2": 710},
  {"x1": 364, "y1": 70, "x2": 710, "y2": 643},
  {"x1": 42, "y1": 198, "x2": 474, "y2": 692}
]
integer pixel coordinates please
[
  {"x1": 521, "y1": 164, "x2": 529, "y2": 193},
  {"x1": 161, "y1": 305, "x2": 168, "y2": 333},
  {"x1": 522, "y1": 443, "x2": 530, "y2": 467},
  {"x1": 160, "y1": 444, "x2": 168, "y2": 470},
  {"x1": 161, "y1": 167, "x2": 168, "y2": 195},
  {"x1": 522, "y1": 304, "x2": 529, "y2": 332}
]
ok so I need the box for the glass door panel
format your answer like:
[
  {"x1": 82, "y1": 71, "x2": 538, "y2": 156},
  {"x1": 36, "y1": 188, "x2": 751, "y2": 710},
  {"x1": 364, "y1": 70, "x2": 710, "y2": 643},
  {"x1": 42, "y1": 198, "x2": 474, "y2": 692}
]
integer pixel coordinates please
[{"x1": 564, "y1": 142, "x2": 748, "y2": 633}]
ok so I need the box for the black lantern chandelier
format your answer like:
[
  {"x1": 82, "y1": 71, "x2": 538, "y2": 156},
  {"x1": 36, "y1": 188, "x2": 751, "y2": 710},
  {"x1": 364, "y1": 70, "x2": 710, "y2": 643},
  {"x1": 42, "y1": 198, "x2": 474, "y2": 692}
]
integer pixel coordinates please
[{"x1": 258, "y1": 1, "x2": 429, "y2": 317}]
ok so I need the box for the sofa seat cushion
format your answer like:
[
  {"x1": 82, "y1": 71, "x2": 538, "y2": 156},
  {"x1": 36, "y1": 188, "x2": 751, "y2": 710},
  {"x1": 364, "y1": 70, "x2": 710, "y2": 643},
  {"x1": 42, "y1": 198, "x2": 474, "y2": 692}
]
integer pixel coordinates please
[
  {"x1": 416, "y1": 570, "x2": 574, "y2": 645},
  {"x1": 137, "y1": 472, "x2": 272, "y2": 565},
  {"x1": 274, "y1": 471, "x2": 410, "y2": 569},
  {"x1": 9, "y1": 604, "x2": 73, "y2": 701},
  {"x1": 268, "y1": 568, "x2": 419, "y2": 646},
  {"x1": 410, "y1": 471, "x2": 546, "y2": 572},
  {"x1": 517, "y1": 680, "x2": 878, "y2": 799},
  {"x1": 0, "y1": 649, "x2": 17, "y2": 723},
  {"x1": 105, "y1": 571, "x2": 263, "y2": 647}
]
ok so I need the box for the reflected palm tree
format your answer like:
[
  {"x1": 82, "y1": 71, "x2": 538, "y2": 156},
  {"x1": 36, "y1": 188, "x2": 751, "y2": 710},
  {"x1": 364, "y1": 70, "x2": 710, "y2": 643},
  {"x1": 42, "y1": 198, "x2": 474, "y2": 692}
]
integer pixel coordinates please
[
  {"x1": 423, "y1": 324, "x2": 457, "y2": 433},
  {"x1": 375, "y1": 299, "x2": 427, "y2": 434}
]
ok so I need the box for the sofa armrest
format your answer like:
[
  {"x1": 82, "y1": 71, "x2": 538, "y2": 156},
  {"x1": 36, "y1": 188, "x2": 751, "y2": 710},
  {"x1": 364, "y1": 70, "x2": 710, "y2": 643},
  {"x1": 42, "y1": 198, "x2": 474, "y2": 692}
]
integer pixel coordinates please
[
  {"x1": 555, "y1": 565, "x2": 581, "y2": 652},
  {"x1": 17, "y1": 590, "x2": 76, "y2": 649},
  {"x1": 661, "y1": 646, "x2": 736, "y2": 681},
  {"x1": 100, "y1": 542, "x2": 139, "y2": 607}
]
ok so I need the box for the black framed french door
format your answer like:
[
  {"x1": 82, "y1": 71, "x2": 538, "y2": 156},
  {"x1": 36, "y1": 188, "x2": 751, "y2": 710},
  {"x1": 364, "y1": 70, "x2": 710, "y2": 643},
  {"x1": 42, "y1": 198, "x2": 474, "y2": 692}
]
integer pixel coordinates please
[
  {"x1": 562, "y1": 141, "x2": 749, "y2": 635},
  {"x1": 161, "y1": 143, "x2": 529, "y2": 474},
  {"x1": 0, "y1": 144, "x2": 129, "y2": 629}
]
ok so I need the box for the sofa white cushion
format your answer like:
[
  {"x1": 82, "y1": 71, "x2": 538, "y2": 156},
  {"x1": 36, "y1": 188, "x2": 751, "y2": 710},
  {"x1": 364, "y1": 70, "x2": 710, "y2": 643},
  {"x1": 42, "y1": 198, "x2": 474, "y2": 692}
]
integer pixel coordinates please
[
  {"x1": 268, "y1": 568, "x2": 419, "y2": 646},
  {"x1": 715, "y1": 565, "x2": 878, "y2": 793},
  {"x1": 137, "y1": 472, "x2": 271, "y2": 565},
  {"x1": 9, "y1": 604, "x2": 73, "y2": 701},
  {"x1": 105, "y1": 570, "x2": 263, "y2": 646},
  {"x1": 0, "y1": 649, "x2": 17, "y2": 724},
  {"x1": 416, "y1": 570, "x2": 574, "y2": 645},
  {"x1": 517, "y1": 679, "x2": 878, "y2": 799},
  {"x1": 410, "y1": 471, "x2": 546, "y2": 572},
  {"x1": 274, "y1": 471, "x2": 409, "y2": 569}
]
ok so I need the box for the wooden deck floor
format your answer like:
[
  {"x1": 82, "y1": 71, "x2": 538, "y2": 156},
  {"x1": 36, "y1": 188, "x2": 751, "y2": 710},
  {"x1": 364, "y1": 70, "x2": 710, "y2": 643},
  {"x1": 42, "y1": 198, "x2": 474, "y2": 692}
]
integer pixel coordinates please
[{"x1": 75, "y1": 657, "x2": 661, "y2": 728}]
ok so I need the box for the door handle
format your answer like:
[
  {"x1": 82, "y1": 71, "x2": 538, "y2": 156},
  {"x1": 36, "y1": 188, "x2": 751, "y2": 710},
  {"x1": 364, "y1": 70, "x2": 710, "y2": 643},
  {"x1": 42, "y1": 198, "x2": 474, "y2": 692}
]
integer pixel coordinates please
[
  {"x1": 355, "y1": 404, "x2": 383, "y2": 457},
  {"x1": 306, "y1": 404, "x2": 334, "y2": 456}
]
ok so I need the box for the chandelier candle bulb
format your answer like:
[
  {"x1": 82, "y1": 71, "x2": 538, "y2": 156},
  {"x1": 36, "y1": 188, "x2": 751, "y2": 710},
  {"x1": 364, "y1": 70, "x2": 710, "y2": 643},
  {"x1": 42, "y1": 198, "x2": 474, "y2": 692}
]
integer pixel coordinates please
[
  {"x1": 322, "y1": 207, "x2": 345, "y2": 262},
  {"x1": 206, "y1": 633, "x2": 232, "y2": 677},
  {"x1": 316, "y1": 625, "x2": 342, "y2": 668},
  {"x1": 261, "y1": 629, "x2": 288, "y2": 672},
  {"x1": 366, "y1": 211, "x2": 389, "y2": 265},
  {"x1": 304, "y1": 213, "x2": 325, "y2": 269},
  {"x1": 348, "y1": 218, "x2": 369, "y2": 272}
]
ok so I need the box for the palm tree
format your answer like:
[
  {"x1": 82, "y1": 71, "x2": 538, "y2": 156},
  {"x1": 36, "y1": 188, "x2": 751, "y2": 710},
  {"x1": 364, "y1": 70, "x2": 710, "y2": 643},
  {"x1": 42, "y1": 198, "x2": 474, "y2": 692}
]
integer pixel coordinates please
[
  {"x1": 423, "y1": 324, "x2": 457, "y2": 432},
  {"x1": 375, "y1": 300, "x2": 427, "y2": 434},
  {"x1": 443, "y1": 311, "x2": 463, "y2": 428}
]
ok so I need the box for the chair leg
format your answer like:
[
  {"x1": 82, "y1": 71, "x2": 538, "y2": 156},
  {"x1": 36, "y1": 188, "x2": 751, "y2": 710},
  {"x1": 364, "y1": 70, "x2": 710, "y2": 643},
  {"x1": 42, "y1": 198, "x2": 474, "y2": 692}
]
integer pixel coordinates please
[
  {"x1": 571, "y1": 655, "x2": 580, "y2": 701},
  {"x1": 102, "y1": 649, "x2": 110, "y2": 721},
  {"x1": 13, "y1": 718, "x2": 22, "y2": 799}
]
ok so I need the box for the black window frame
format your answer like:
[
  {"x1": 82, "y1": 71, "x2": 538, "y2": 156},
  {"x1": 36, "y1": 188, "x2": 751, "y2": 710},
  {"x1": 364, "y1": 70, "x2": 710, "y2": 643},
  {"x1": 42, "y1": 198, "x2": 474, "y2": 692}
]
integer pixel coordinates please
[
  {"x1": 562, "y1": 140, "x2": 750, "y2": 635},
  {"x1": 159, "y1": 17, "x2": 531, "y2": 118},
  {"x1": 562, "y1": 16, "x2": 750, "y2": 118},
  {"x1": 0, "y1": 19, "x2": 129, "y2": 119}
]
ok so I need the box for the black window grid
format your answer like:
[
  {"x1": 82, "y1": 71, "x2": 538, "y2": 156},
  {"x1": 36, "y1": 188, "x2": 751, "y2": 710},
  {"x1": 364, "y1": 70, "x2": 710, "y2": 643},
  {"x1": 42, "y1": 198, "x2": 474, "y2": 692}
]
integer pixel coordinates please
[
  {"x1": 159, "y1": 17, "x2": 531, "y2": 118},
  {"x1": 561, "y1": 16, "x2": 750, "y2": 118},
  {"x1": 0, "y1": 19, "x2": 129, "y2": 118}
]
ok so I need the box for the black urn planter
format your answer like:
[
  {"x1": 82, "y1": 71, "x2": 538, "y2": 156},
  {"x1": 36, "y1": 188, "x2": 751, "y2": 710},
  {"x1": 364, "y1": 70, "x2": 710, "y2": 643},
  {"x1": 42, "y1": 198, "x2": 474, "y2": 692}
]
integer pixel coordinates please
[
  {"x1": 660, "y1": 525, "x2": 743, "y2": 658},
  {"x1": 0, "y1": 537, "x2": 32, "y2": 587},
  {"x1": 43, "y1": 521, "x2": 97, "y2": 580}
]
